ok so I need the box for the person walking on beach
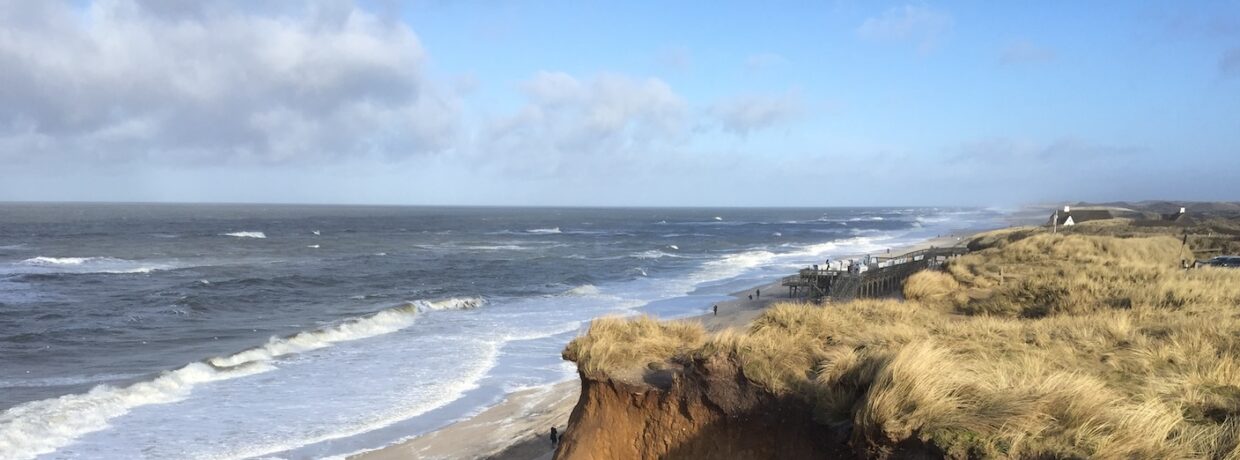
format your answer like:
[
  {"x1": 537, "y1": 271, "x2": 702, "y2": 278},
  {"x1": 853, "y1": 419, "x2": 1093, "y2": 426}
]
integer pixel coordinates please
[
  {"x1": 755, "y1": 289, "x2": 760, "y2": 299},
  {"x1": 550, "y1": 426, "x2": 559, "y2": 446},
  {"x1": 713, "y1": 304, "x2": 718, "y2": 315},
  {"x1": 748, "y1": 294, "x2": 752, "y2": 301}
]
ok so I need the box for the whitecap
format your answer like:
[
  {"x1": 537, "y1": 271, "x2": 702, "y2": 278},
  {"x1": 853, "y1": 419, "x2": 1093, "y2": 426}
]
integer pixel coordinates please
[
  {"x1": 565, "y1": 284, "x2": 600, "y2": 296},
  {"x1": 460, "y1": 244, "x2": 527, "y2": 251},
  {"x1": 307, "y1": 244, "x2": 320, "y2": 249},
  {"x1": 632, "y1": 250, "x2": 680, "y2": 259},
  {"x1": 22, "y1": 256, "x2": 89, "y2": 265},
  {"x1": 16, "y1": 256, "x2": 165, "y2": 274},
  {"x1": 223, "y1": 231, "x2": 266, "y2": 239},
  {"x1": 526, "y1": 227, "x2": 561, "y2": 234},
  {"x1": 209, "y1": 297, "x2": 484, "y2": 368}
]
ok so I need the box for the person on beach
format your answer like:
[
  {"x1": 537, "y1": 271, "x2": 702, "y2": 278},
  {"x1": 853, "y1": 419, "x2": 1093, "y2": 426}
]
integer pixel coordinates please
[
  {"x1": 756, "y1": 289, "x2": 760, "y2": 299},
  {"x1": 550, "y1": 427, "x2": 559, "y2": 446},
  {"x1": 713, "y1": 304, "x2": 718, "y2": 315},
  {"x1": 748, "y1": 294, "x2": 753, "y2": 301}
]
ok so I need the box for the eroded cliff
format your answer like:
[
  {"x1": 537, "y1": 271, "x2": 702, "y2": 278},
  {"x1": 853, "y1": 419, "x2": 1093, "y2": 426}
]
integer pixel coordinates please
[{"x1": 554, "y1": 351, "x2": 848, "y2": 460}]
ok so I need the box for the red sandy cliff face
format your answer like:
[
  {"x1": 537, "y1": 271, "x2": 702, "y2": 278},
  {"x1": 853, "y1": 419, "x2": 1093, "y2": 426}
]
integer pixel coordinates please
[{"x1": 554, "y1": 353, "x2": 848, "y2": 460}]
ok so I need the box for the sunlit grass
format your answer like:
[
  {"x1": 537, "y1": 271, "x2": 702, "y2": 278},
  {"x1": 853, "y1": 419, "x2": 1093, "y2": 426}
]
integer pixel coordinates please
[{"x1": 565, "y1": 228, "x2": 1240, "y2": 458}]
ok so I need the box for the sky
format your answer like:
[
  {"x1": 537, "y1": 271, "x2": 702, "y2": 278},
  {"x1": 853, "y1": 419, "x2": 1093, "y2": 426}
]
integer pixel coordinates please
[{"x1": 0, "y1": 0, "x2": 1237, "y2": 206}]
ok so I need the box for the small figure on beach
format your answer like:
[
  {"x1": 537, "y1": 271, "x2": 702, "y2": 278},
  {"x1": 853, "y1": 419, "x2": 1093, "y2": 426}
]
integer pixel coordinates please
[
  {"x1": 748, "y1": 294, "x2": 753, "y2": 301},
  {"x1": 713, "y1": 304, "x2": 718, "y2": 315},
  {"x1": 550, "y1": 426, "x2": 559, "y2": 446},
  {"x1": 755, "y1": 289, "x2": 760, "y2": 299}
]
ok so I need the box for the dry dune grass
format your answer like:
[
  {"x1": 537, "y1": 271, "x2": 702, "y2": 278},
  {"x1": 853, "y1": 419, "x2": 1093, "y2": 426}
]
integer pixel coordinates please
[
  {"x1": 913, "y1": 232, "x2": 1240, "y2": 317},
  {"x1": 562, "y1": 315, "x2": 704, "y2": 380},
  {"x1": 566, "y1": 229, "x2": 1240, "y2": 458}
]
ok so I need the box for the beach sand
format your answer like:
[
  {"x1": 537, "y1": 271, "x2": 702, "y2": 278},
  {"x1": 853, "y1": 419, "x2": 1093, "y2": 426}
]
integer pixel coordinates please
[{"x1": 350, "y1": 233, "x2": 974, "y2": 460}]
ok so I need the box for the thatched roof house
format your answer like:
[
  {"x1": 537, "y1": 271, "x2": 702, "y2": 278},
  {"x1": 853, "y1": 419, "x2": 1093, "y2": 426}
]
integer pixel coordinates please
[{"x1": 1049, "y1": 206, "x2": 1114, "y2": 227}]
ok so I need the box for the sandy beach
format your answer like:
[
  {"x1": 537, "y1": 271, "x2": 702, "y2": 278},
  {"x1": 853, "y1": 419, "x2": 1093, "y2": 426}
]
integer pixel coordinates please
[{"x1": 350, "y1": 233, "x2": 974, "y2": 460}]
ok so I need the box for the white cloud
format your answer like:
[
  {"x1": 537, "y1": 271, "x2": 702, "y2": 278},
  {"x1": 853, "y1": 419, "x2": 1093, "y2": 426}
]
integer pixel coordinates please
[
  {"x1": 711, "y1": 92, "x2": 802, "y2": 137},
  {"x1": 480, "y1": 72, "x2": 688, "y2": 174},
  {"x1": 857, "y1": 4, "x2": 953, "y2": 54},
  {"x1": 0, "y1": 0, "x2": 459, "y2": 166}
]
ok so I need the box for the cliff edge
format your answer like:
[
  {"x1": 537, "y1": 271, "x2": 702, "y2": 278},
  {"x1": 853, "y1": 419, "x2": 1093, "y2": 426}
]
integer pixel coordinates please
[{"x1": 556, "y1": 350, "x2": 848, "y2": 459}]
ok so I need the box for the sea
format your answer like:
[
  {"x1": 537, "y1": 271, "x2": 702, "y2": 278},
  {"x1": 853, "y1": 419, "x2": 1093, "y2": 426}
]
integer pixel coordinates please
[{"x1": 0, "y1": 203, "x2": 1003, "y2": 459}]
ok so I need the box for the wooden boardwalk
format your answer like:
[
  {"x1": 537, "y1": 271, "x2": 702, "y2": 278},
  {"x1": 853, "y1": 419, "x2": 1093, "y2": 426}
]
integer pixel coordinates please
[{"x1": 782, "y1": 246, "x2": 968, "y2": 302}]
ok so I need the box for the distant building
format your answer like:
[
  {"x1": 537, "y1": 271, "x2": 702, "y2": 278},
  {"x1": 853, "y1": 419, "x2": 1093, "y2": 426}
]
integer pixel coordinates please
[
  {"x1": 1161, "y1": 207, "x2": 1194, "y2": 225},
  {"x1": 1049, "y1": 206, "x2": 1114, "y2": 227}
]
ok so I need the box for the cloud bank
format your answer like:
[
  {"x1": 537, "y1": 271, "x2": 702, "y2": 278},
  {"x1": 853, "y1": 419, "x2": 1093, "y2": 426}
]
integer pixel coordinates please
[{"x1": 0, "y1": 0, "x2": 458, "y2": 166}]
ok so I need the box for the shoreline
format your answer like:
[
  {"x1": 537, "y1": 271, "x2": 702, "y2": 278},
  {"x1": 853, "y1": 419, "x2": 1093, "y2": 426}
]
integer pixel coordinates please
[{"x1": 349, "y1": 231, "x2": 980, "y2": 460}]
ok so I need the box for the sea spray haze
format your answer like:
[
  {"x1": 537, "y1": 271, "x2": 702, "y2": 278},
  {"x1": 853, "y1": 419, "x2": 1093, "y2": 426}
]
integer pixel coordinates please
[{"x1": 0, "y1": 203, "x2": 1000, "y2": 459}]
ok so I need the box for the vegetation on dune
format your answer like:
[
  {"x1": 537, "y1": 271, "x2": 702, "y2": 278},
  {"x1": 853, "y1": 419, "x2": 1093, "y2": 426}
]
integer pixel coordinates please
[
  {"x1": 912, "y1": 231, "x2": 1240, "y2": 317},
  {"x1": 565, "y1": 226, "x2": 1240, "y2": 459},
  {"x1": 562, "y1": 315, "x2": 705, "y2": 381}
]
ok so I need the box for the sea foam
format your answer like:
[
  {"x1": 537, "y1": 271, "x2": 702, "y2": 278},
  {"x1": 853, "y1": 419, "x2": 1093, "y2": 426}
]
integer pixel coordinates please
[
  {"x1": 0, "y1": 297, "x2": 484, "y2": 459},
  {"x1": 0, "y1": 361, "x2": 274, "y2": 460}
]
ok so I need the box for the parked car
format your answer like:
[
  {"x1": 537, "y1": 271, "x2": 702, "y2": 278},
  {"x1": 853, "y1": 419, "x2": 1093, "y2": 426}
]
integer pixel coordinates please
[{"x1": 1204, "y1": 256, "x2": 1240, "y2": 268}]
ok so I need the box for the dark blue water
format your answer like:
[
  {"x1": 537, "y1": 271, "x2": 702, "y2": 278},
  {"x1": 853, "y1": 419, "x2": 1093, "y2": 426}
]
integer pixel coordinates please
[{"x1": 0, "y1": 203, "x2": 1001, "y2": 459}]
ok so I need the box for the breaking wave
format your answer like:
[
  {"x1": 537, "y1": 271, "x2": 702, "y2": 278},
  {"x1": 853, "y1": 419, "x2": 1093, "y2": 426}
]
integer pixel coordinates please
[
  {"x1": 22, "y1": 256, "x2": 92, "y2": 265},
  {"x1": 15, "y1": 256, "x2": 165, "y2": 274},
  {"x1": 0, "y1": 361, "x2": 275, "y2": 460},
  {"x1": 460, "y1": 244, "x2": 528, "y2": 251},
  {"x1": 223, "y1": 231, "x2": 267, "y2": 239},
  {"x1": 209, "y1": 297, "x2": 485, "y2": 368},
  {"x1": 526, "y1": 227, "x2": 561, "y2": 234},
  {"x1": 565, "y1": 284, "x2": 601, "y2": 296},
  {"x1": 0, "y1": 296, "x2": 486, "y2": 460},
  {"x1": 632, "y1": 250, "x2": 681, "y2": 259}
]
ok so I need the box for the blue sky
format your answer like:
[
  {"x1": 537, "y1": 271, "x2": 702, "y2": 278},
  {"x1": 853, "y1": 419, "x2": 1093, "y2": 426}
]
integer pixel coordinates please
[{"x1": 1, "y1": 1, "x2": 1237, "y2": 206}]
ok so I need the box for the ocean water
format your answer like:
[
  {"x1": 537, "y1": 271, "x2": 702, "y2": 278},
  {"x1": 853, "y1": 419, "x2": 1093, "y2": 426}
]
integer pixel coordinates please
[{"x1": 0, "y1": 204, "x2": 1002, "y2": 459}]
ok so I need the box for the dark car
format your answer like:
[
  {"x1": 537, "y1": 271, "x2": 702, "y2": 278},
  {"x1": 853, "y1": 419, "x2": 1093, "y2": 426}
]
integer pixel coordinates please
[{"x1": 1205, "y1": 256, "x2": 1240, "y2": 268}]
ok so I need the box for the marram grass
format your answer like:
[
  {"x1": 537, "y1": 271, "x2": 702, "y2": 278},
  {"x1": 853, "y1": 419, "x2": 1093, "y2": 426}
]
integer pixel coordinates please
[{"x1": 566, "y1": 230, "x2": 1240, "y2": 458}]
